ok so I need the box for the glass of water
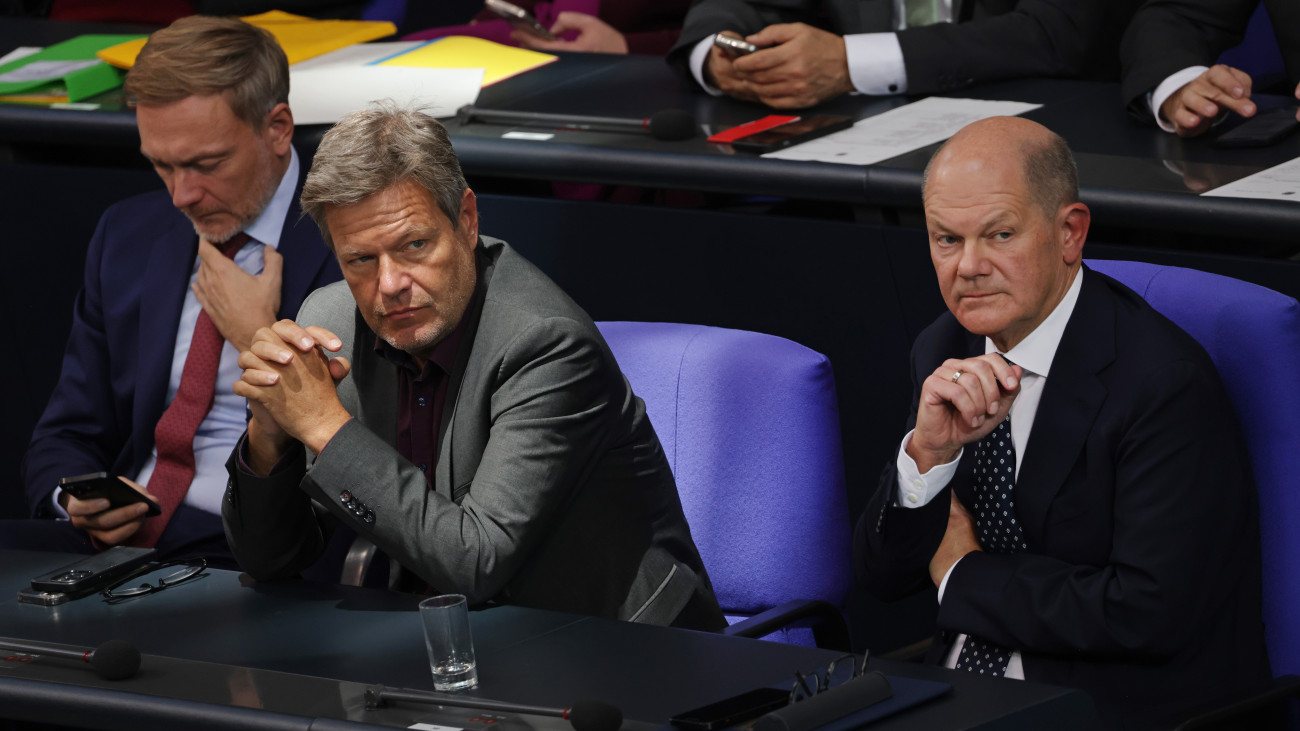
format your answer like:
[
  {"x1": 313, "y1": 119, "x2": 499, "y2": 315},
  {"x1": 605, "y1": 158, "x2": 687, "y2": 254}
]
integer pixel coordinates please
[{"x1": 418, "y1": 594, "x2": 478, "y2": 691}]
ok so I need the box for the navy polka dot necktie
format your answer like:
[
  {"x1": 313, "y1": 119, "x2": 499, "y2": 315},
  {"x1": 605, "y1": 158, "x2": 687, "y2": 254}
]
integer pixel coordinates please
[{"x1": 954, "y1": 412, "x2": 1024, "y2": 676}]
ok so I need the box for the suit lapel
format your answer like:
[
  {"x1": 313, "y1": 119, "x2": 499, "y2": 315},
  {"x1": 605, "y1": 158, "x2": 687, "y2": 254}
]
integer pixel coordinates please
[
  {"x1": 134, "y1": 206, "x2": 198, "y2": 468},
  {"x1": 275, "y1": 172, "x2": 331, "y2": 318},
  {"x1": 434, "y1": 245, "x2": 493, "y2": 501},
  {"x1": 1015, "y1": 271, "x2": 1115, "y2": 541}
]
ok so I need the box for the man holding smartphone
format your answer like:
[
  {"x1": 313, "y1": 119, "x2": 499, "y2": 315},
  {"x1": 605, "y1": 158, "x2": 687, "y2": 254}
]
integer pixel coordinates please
[
  {"x1": 5, "y1": 17, "x2": 339, "y2": 565},
  {"x1": 667, "y1": 0, "x2": 1141, "y2": 109}
]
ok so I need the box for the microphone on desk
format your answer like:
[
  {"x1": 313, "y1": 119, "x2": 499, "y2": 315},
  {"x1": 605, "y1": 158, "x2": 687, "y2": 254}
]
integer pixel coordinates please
[
  {"x1": 0, "y1": 638, "x2": 141, "y2": 681},
  {"x1": 366, "y1": 685, "x2": 623, "y2": 731},
  {"x1": 456, "y1": 104, "x2": 699, "y2": 142}
]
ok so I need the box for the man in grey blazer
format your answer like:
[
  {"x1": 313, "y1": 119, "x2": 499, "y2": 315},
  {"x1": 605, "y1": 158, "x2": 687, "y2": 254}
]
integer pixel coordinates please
[
  {"x1": 667, "y1": 0, "x2": 1140, "y2": 108},
  {"x1": 223, "y1": 105, "x2": 725, "y2": 631}
]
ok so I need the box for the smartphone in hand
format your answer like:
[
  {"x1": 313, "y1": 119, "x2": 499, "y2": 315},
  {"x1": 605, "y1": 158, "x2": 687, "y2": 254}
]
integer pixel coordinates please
[
  {"x1": 59, "y1": 472, "x2": 161, "y2": 516},
  {"x1": 485, "y1": 0, "x2": 557, "y2": 41},
  {"x1": 714, "y1": 34, "x2": 760, "y2": 56}
]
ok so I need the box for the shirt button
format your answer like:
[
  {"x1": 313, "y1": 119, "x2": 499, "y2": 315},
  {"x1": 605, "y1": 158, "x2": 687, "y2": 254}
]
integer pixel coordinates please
[
  {"x1": 419, "y1": 463, "x2": 428, "y2": 472},
  {"x1": 911, "y1": 479, "x2": 923, "y2": 488},
  {"x1": 907, "y1": 493, "x2": 920, "y2": 504},
  {"x1": 417, "y1": 397, "x2": 427, "y2": 407}
]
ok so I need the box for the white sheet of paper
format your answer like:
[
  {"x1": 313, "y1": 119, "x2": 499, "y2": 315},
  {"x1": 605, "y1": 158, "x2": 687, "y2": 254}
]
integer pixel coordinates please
[
  {"x1": 0, "y1": 59, "x2": 99, "y2": 84},
  {"x1": 290, "y1": 41, "x2": 423, "y2": 71},
  {"x1": 289, "y1": 65, "x2": 483, "y2": 124},
  {"x1": 0, "y1": 47, "x2": 41, "y2": 68},
  {"x1": 762, "y1": 97, "x2": 1042, "y2": 166},
  {"x1": 1202, "y1": 156, "x2": 1300, "y2": 202}
]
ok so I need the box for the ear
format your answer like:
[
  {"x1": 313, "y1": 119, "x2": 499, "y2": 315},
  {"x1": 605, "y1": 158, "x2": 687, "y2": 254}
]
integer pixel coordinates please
[
  {"x1": 263, "y1": 102, "x2": 294, "y2": 157},
  {"x1": 1059, "y1": 202, "x2": 1089, "y2": 266},
  {"x1": 458, "y1": 188, "x2": 479, "y2": 249}
]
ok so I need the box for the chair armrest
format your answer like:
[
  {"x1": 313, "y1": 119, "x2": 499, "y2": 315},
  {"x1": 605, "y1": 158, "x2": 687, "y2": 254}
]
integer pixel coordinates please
[
  {"x1": 722, "y1": 600, "x2": 850, "y2": 651},
  {"x1": 1172, "y1": 674, "x2": 1300, "y2": 731}
]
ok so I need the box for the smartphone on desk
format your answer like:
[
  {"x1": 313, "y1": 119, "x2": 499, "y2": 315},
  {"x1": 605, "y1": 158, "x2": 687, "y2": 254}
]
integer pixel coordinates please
[
  {"x1": 59, "y1": 471, "x2": 161, "y2": 516},
  {"x1": 485, "y1": 0, "x2": 557, "y2": 41},
  {"x1": 30, "y1": 546, "x2": 156, "y2": 595},
  {"x1": 1213, "y1": 106, "x2": 1300, "y2": 148},
  {"x1": 669, "y1": 687, "x2": 790, "y2": 731},
  {"x1": 731, "y1": 114, "x2": 854, "y2": 153}
]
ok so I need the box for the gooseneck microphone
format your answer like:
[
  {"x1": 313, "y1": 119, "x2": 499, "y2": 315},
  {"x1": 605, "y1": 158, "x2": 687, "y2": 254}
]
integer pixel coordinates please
[
  {"x1": 456, "y1": 104, "x2": 698, "y2": 142},
  {"x1": 366, "y1": 685, "x2": 623, "y2": 731},
  {"x1": 0, "y1": 638, "x2": 142, "y2": 681}
]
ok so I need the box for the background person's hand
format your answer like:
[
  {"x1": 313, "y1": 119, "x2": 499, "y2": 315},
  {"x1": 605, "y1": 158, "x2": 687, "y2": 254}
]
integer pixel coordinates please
[
  {"x1": 513, "y1": 12, "x2": 629, "y2": 54},
  {"x1": 734, "y1": 23, "x2": 853, "y2": 109},
  {"x1": 1160, "y1": 64, "x2": 1256, "y2": 138}
]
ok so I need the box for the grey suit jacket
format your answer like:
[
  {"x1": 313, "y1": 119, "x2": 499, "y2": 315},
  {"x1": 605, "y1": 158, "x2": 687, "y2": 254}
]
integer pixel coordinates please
[
  {"x1": 667, "y1": 0, "x2": 1138, "y2": 96},
  {"x1": 224, "y1": 238, "x2": 724, "y2": 630}
]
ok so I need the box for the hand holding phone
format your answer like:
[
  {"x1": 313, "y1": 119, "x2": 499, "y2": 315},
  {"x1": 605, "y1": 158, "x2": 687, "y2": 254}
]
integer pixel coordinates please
[
  {"x1": 485, "y1": 0, "x2": 557, "y2": 41},
  {"x1": 714, "y1": 34, "x2": 759, "y2": 57},
  {"x1": 60, "y1": 472, "x2": 161, "y2": 516}
]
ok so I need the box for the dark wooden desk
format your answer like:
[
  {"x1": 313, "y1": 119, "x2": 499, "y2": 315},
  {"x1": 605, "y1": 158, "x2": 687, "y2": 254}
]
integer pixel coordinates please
[{"x1": 0, "y1": 549, "x2": 1095, "y2": 730}]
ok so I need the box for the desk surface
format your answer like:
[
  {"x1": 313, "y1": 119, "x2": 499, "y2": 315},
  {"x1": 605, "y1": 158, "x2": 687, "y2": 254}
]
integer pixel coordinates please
[
  {"x1": 3, "y1": 18, "x2": 1299, "y2": 249},
  {"x1": 0, "y1": 550, "x2": 1094, "y2": 730}
]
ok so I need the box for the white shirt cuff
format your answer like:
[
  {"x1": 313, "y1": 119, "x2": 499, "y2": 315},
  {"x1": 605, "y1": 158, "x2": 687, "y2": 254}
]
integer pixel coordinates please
[
  {"x1": 895, "y1": 429, "x2": 961, "y2": 508},
  {"x1": 50, "y1": 488, "x2": 69, "y2": 520},
  {"x1": 937, "y1": 554, "x2": 962, "y2": 603},
  {"x1": 1150, "y1": 66, "x2": 1210, "y2": 133},
  {"x1": 690, "y1": 35, "x2": 727, "y2": 97},
  {"x1": 844, "y1": 32, "x2": 907, "y2": 95}
]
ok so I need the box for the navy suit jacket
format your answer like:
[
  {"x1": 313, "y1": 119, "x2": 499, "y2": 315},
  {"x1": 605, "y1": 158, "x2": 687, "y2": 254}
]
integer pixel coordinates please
[
  {"x1": 23, "y1": 166, "x2": 340, "y2": 548},
  {"x1": 856, "y1": 269, "x2": 1270, "y2": 728}
]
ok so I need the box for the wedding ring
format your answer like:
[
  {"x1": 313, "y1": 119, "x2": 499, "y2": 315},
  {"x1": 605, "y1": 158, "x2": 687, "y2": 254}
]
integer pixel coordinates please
[{"x1": 951, "y1": 370, "x2": 964, "y2": 383}]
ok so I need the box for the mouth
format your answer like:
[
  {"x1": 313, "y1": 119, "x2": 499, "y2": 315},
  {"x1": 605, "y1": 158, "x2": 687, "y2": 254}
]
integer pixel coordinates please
[{"x1": 382, "y1": 306, "x2": 423, "y2": 320}]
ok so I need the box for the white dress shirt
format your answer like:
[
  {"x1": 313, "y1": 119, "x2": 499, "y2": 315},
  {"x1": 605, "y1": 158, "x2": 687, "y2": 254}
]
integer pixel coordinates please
[
  {"x1": 894, "y1": 267, "x2": 1085, "y2": 680},
  {"x1": 688, "y1": 0, "x2": 954, "y2": 97},
  {"x1": 53, "y1": 148, "x2": 300, "y2": 518}
]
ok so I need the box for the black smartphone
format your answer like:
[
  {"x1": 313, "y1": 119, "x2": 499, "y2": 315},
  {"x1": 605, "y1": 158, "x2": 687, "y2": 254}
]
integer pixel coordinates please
[
  {"x1": 59, "y1": 472, "x2": 161, "y2": 516},
  {"x1": 731, "y1": 115, "x2": 854, "y2": 153},
  {"x1": 1213, "y1": 106, "x2": 1300, "y2": 148},
  {"x1": 669, "y1": 687, "x2": 790, "y2": 731},
  {"x1": 484, "y1": 0, "x2": 557, "y2": 41},
  {"x1": 30, "y1": 546, "x2": 156, "y2": 594},
  {"x1": 714, "y1": 34, "x2": 759, "y2": 56}
]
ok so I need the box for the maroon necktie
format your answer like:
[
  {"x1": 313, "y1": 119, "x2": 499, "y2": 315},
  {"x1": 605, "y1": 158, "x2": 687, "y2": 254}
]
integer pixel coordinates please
[{"x1": 132, "y1": 234, "x2": 250, "y2": 548}]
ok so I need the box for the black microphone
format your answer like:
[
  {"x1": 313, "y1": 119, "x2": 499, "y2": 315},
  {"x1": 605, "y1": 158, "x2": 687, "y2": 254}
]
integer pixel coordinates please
[
  {"x1": 456, "y1": 104, "x2": 698, "y2": 141},
  {"x1": 366, "y1": 685, "x2": 623, "y2": 731},
  {"x1": 0, "y1": 638, "x2": 141, "y2": 681}
]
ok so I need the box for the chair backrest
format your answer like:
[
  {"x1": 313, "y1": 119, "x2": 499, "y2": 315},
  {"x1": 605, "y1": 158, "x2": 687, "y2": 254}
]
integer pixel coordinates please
[
  {"x1": 1217, "y1": 2, "x2": 1286, "y2": 90},
  {"x1": 595, "y1": 322, "x2": 852, "y2": 635},
  {"x1": 1087, "y1": 260, "x2": 1300, "y2": 678}
]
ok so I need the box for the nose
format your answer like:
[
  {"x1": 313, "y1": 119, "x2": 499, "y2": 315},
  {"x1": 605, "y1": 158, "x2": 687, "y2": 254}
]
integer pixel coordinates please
[
  {"x1": 377, "y1": 256, "x2": 410, "y2": 300},
  {"x1": 170, "y1": 169, "x2": 204, "y2": 210},
  {"x1": 955, "y1": 240, "x2": 990, "y2": 279}
]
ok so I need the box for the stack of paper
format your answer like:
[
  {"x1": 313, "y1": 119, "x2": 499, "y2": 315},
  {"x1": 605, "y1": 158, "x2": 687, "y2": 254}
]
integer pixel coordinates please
[{"x1": 96, "y1": 10, "x2": 397, "y2": 69}]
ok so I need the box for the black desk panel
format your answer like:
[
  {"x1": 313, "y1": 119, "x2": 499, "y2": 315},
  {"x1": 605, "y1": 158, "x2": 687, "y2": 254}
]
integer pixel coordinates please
[
  {"x1": 5, "y1": 19, "x2": 1300, "y2": 247},
  {"x1": 0, "y1": 550, "x2": 1095, "y2": 730}
]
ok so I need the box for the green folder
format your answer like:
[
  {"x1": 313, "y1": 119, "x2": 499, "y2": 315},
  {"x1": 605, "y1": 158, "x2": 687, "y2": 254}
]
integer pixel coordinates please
[{"x1": 0, "y1": 34, "x2": 145, "y2": 103}]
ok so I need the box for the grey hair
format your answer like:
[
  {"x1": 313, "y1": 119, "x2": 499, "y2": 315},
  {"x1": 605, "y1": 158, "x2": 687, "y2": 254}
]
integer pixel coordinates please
[
  {"x1": 922, "y1": 128, "x2": 1079, "y2": 220},
  {"x1": 301, "y1": 101, "x2": 467, "y2": 249}
]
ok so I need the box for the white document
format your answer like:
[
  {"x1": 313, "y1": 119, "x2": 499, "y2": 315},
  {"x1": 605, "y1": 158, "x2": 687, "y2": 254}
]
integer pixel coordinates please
[
  {"x1": 0, "y1": 59, "x2": 99, "y2": 84},
  {"x1": 290, "y1": 41, "x2": 424, "y2": 71},
  {"x1": 289, "y1": 65, "x2": 483, "y2": 123},
  {"x1": 0, "y1": 47, "x2": 41, "y2": 68},
  {"x1": 762, "y1": 97, "x2": 1042, "y2": 166},
  {"x1": 1202, "y1": 156, "x2": 1300, "y2": 202}
]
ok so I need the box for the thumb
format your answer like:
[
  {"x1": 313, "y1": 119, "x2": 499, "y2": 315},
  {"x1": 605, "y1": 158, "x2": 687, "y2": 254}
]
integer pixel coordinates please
[
  {"x1": 260, "y1": 244, "x2": 283, "y2": 281},
  {"x1": 549, "y1": 11, "x2": 589, "y2": 34},
  {"x1": 328, "y1": 356, "x2": 352, "y2": 384}
]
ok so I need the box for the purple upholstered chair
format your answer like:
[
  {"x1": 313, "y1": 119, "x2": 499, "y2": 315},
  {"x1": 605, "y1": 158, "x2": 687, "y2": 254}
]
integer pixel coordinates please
[
  {"x1": 1087, "y1": 260, "x2": 1300, "y2": 726},
  {"x1": 596, "y1": 322, "x2": 851, "y2": 648}
]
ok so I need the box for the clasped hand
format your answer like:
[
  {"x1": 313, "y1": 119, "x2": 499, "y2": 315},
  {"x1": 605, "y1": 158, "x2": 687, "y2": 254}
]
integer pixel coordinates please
[
  {"x1": 707, "y1": 24, "x2": 852, "y2": 109},
  {"x1": 234, "y1": 321, "x2": 353, "y2": 463},
  {"x1": 907, "y1": 353, "x2": 1022, "y2": 473}
]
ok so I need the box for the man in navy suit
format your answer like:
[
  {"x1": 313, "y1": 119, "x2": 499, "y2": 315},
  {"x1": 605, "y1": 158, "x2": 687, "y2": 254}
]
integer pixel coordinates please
[
  {"x1": 855, "y1": 116, "x2": 1269, "y2": 727},
  {"x1": 9, "y1": 16, "x2": 340, "y2": 565}
]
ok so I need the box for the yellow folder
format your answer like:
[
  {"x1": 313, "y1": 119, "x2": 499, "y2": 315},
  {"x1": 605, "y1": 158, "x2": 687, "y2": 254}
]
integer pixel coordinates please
[
  {"x1": 96, "y1": 10, "x2": 397, "y2": 69},
  {"x1": 377, "y1": 36, "x2": 557, "y2": 87}
]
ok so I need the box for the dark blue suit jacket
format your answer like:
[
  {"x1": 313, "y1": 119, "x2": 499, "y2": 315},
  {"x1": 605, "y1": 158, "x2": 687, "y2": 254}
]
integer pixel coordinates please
[
  {"x1": 856, "y1": 268, "x2": 1270, "y2": 728},
  {"x1": 22, "y1": 168, "x2": 341, "y2": 550}
]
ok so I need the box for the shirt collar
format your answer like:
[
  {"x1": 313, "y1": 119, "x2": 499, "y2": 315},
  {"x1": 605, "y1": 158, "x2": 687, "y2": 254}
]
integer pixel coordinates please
[
  {"x1": 241, "y1": 147, "x2": 298, "y2": 249},
  {"x1": 373, "y1": 308, "x2": 469, "y2": 379},
  {"x1": 985, "y1": 267, "x2": 1084, "y2": 378}
]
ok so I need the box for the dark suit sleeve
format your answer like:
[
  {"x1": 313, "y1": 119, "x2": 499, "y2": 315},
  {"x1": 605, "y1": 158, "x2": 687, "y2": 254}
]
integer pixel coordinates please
[
  {"x1": 22, "y1": 209, "x2": 130, "y2": 517},
  {"x1": 1119, "y1": 0, "x2": 1257, "y2": 120},
  {"x1": 896, "y1": 0, "x2": 1112, "y2": 95},
  {"x1": 222, "y1": 441, "x2": 330, "y2": 580},
  {"x1": 939, "y1": 359, "x2": 1254, "y2": 658}
]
